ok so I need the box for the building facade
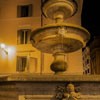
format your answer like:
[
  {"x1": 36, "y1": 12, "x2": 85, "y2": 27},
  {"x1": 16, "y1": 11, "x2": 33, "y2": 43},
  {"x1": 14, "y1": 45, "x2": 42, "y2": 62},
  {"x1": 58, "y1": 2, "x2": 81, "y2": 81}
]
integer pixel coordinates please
[
  {"x1": 82, "y1": 47, "x2": 91, "y2": 74},
  {"x1": 90, "y1": 36, "x2": 100, "y2": 74}
]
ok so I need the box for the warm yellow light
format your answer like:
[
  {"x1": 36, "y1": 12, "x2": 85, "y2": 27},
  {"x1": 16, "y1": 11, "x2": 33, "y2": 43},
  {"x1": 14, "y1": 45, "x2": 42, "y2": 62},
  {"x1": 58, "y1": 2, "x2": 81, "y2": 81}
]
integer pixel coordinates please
[
  {"x1": 0, "y1": 43, "x2": 8, "y2": 54},
  {"x1": 0, "y1": 43, "x2": 6, "y2": 49}
]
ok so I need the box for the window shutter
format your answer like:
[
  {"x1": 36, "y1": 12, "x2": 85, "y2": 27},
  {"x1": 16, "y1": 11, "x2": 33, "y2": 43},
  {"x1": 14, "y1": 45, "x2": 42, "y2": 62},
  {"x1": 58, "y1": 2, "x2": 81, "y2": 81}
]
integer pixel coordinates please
[
  {"x1": 17, "y1": 5, "x2": 21, "y2": 17},
  {"x1": 29, "y1": 4, "x2": 33, "y2": 17}
]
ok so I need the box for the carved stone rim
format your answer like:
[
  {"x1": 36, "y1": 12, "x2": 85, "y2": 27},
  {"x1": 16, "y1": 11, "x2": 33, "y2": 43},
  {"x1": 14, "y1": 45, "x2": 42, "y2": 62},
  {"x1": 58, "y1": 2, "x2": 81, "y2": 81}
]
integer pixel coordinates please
[
  {"x1": 31, "y1": 23, "x2": 90, "y2": 42},
  {"x1": 1, "y1": 74, "x2": 100, "y2": 82}
]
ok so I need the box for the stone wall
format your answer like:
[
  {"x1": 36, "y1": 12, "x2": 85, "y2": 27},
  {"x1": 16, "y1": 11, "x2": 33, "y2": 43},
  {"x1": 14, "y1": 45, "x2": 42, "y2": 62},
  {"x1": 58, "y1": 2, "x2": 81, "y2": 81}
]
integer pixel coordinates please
[{"x1": 0, "y1": 74, "x2": 100, "y2": 100}]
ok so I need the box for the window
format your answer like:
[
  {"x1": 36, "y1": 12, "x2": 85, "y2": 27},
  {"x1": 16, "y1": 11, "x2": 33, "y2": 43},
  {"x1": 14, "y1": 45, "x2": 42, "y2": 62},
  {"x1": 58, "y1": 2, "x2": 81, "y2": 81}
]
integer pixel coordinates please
[
  {"x1": 17, "y1": 4, "x2": 32, "y2": 17},
  {"x1": 91, "y1": 55, "x2": 96, "y2": 74},
  {"x1": 87, "y1": 69, "x2": 90, "y2": 73},
  {"x1": 17, "y1": 29, "x2": 31, "y2": 44},
  {"x1": 87, "y1": 59, "x2": 89, "y2": 64},
  {"x1": 17, "y1": 56, "x2": 27, "y2": 72},
  {"x1": 16, "y1": 56, "x2": 37, "y2": 73}
]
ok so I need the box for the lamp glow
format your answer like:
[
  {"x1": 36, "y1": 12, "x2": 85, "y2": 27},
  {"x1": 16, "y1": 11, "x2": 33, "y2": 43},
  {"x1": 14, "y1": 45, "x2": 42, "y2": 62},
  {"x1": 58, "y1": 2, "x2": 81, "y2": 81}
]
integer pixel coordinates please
[
  {"x1": 0, "y1": 43, "x2": 8, "y2": 54},
  {"x1": 0, "y1": 43, "x2": 6, "y2": 49}
]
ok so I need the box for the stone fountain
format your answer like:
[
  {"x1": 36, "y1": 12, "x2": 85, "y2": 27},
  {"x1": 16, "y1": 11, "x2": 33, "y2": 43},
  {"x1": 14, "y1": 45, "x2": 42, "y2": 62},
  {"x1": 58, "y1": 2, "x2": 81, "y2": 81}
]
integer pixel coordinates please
[
  {"x1": 0, "y1": 1, "x2": 100, "y2": 100},
  {"x1": 30, "y1": 0, "x2": 90, "y2": 74}
]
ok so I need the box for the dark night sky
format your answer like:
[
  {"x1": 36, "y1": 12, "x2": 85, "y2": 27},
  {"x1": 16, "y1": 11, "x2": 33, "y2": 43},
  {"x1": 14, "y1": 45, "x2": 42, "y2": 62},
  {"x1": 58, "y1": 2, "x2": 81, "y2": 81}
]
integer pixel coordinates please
[{"x1": 82, "y1": 0, "x2": 100, "y2": 45}]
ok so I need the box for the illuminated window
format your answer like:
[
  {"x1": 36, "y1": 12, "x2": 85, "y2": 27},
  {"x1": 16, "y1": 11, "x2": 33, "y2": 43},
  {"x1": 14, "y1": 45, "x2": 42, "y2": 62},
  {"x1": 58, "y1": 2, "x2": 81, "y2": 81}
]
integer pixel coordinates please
[
  {"x1": 17, "y1": 29, "x2": 31, "y2": 44},
  {"x1": 17, "y1": 56, "x2": 27, "y2": 72},
  {"x1": 17, "y1": 4, "x2": 32, "y2": 17},
  {"x1": 82, "y1": 47, "x2": 91, "y2": 75}
]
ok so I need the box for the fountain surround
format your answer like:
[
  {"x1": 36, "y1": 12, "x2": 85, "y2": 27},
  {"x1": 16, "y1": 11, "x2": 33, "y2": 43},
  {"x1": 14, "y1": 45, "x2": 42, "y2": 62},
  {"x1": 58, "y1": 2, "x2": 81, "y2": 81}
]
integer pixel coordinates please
[{"x1": 30, "y1": 0, "x2": 90, "y2": 74}]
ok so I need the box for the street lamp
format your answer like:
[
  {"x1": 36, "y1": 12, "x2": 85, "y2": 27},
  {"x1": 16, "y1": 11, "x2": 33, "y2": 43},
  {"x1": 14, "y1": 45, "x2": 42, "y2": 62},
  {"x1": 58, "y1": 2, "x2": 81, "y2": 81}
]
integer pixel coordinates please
[{"x1": 0, "y1": 43, "x2": 8, "y2": 54}]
